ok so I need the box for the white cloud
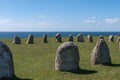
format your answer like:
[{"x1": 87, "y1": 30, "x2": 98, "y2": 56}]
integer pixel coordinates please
[
  {"x1": 104, "y1": 18, "x2": 120, "y2": 24},
  {"x1": 92, "y1": 16, "x2": 96, "y2": 19},
  {"x1": 83, "y1": 20, "x2": 96, "y2": 23},
  {"x1": 1, "y1": 16, "x2": 120, "y2": 31},
  {"x1": 36, "y1": 21, "x2": 64, "y2": 28},
  {"x1": 83, "y1": 17, "x2": 97, "y2": 24}
]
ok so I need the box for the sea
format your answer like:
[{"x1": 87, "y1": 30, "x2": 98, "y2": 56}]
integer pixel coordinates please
[{"x1": 0, "y1": 32, "x2": 120, "y2": 39}]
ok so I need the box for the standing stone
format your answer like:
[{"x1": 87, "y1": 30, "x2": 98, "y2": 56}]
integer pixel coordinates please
[
  {"x1": 91, "y1": 39, "x2": 111, "y2": 65},
  {"x1": 12, "y1": 36, "x2": 21, "y2": 44},
  {"x1": 55, "y1": 42, "x2": 80, "y2": 71},
  {"x1": 117, "y1": 37, "x2": 120, "y2": 43},
  {"x1": 68, "y1": 34, "x2": 73, "y2": 42},
  {"x1": 26, "y1": 34, "x2": 34, "y2": 44},
  {"x1": 77, "y1": 33, "x2": 84, "y2": 42},
  {"x1": 0, "y1": 41, "x2": 14, "y2": 79},
  {"x1": 55, "y1": 33, "x2": 62, "y2": 42},
  {"x1": 98, "y1": 35, "x2": 104, "y2": 39},
  {"x1": 43, "y1": 34, "x2": 48, "y2": 43},
  {"x1": 119, "y1": 42, "x2": 120, "y2": 52},
  {"x1": 88, "y1": 35, "x2": 93, "y2": 42},
  {"x1": 109, "y1": 35, "x2": 114, "y2": 42}
]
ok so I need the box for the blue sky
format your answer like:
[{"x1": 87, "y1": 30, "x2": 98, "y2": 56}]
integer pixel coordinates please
[{"x1": 0, "y1": 0, "x2": 120, "y2": 31}]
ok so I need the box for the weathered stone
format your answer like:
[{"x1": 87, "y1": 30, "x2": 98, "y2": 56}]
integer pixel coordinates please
[
  {"x1": 98, "y1": 35, "x2": 104, "y2": 39},
  {"x1": 68, "y1": 34, "x2": 73, "y2": 42},
  {"x1": 91, "y1": 39, "x2": 111, "y2": 65},
  {"x1": 119, "y1": 42, "x2": 120, "y2": 52},
  {"x1": 55, "y1": 33, "x2": 62, "y2": 42},
  {"x1": 109, "y1": 35, "x2": 114, "y2": 42},
  {"x1": 117, "y1": 37, "x2": 120, "y2": 43},
  {"x1": 77, "y1": 33, "x2": 84, "y2": 42},
  {"x1": 12, "y1": 36, "x2": 21, "y2": 44},
  {"x1": 43, "y1": 34, "x2": 48, "y2": 43},
  {"x1": 55, "y1": 42, "x2": 80, "y2": 71},
  {"x1": 88, "y1": 35, "x2": 93, "y2": 42},
  {"x1": 26, "y1": 34, "x2": 34, "y2": 44},
  {"x1": 0, "y1": 41, "x2": 14, "y2": 79}
]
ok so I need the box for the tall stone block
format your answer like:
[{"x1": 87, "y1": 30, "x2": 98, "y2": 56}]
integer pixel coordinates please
[
  {"x1": 0, "y1": 41, "x2": 14, "y2": 79},
  {"x1": 91, "y1": 39, "x2": 111, "y2": 65},
  {"x1": 119, "y1": 42, "x2": 120, "y2": 52},
  {"x1": 26, "y1": 34, "x2": 34, "y2": 44},
  {"x1": 55, "y1": 42, "x2": 80, "y2": 71}
]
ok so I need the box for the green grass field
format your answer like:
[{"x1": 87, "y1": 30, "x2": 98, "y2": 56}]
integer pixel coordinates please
[{"x1": 1, "y1": 36, "x2": 120, "y2": 80}]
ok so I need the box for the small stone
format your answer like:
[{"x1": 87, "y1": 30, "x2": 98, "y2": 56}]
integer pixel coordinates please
[
  {"x1": 109, "y1": 35, "x2": 114, "y2": 42},
  {"x1": 43, "y1": 34, "x2": 48, "y2": 43},
  {"x1": 12, "y1": 36, "x2": 21, "y2": 44},
  {"x1": 55, "y1": 42, "x2": 80, "y2": 71},
  {"x1": 55, "y1": 33, "x2": 62, "y2": 42},
  {"x1": 98, "y1": 35, "x2": 104, "y2": 39},
  {"x1": 26, "y1": 34, "x2": 34, "y2": 44},
  {"x1": 68, "y1": 34, "x2": 73, "y2": 42},
  {"x1": 77, "y1": 33, "x2": 84, "y2": 42},
  {"x1": 0, "y1": 41, "x2": 14, "y2": 79},
  {"x1": 88, "y1": 35, "x2": 93, "y2": 42}
]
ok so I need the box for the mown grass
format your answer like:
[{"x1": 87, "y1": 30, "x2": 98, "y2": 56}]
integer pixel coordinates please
[{"x1": 1, "y1": 36, "x2": 120, "y2": 80}]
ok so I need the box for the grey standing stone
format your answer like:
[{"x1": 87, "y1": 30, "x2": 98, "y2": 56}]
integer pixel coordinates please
[
  {"x1": 55, "y1": 33, "x2": 62, "y2": 42},
  {"x1": 98, "y1": 35, "x2": 104, "y2": 39},
  {"x1": 43, "y1": 34, "x2": 48, "y2": 43},
  {"x1": 119, "y1": 42, "x2": 120, "y2": 52},
  {"x1": 55, "y1": 42, "x2": 80, "y2": 71},
  {"x1": 12, "y1": 36, "x2": 21, "y2": 44},
  {"x1": 77, "y1": 33, "x2": 84, "y2": 42},
  {"x1": 88, "y1": 35, "x2": 93, "y2": 42},
  {"x1": 91, "y1": 39, "x2": 111, "y2": 65},
  {"x1": 117, "y1": 37, "x2": 120, "y2": 43},
  {"x1": 26, "y1": 34, "x2": 34, "y2": 44},
  {"x1": 68, "y1": 34, "x2": 73, "y2": 42},
  {"x1": 0, "y1": 41, "x2": 14, "y2": 79},
  {"x1": 109, "y1": 35, "x2": 114, "y2": 42}
]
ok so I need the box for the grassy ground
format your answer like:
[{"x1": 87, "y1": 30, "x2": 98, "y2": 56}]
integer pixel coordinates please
[{"x1": 1, "y1": 36, "x2": 120, "y2": 80}]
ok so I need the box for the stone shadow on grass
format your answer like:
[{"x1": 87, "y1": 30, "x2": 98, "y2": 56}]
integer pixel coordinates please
[
  {"x1": 69, "y1": 68, "x2": 98, "y2": 74},
  {"x1": 104, "y1": 63, "x2": 120, "y2": 67},
  {"x1": 11, "y1": 76, "x2": 32, "y2": 80}
]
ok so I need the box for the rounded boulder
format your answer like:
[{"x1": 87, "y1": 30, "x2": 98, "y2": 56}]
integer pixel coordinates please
[
  {"x1": 55, "y1": 42, "x2": 80, "y2": 71},
  {"x1": 0, "y1": 41, "x2": 14, "y2": 79}
]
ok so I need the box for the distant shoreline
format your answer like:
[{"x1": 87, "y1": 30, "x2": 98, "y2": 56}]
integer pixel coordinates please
[{"x1": 0, "y1": 32, "x2": 119, "y2": 39}]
